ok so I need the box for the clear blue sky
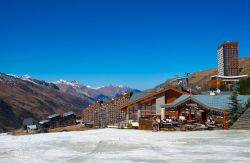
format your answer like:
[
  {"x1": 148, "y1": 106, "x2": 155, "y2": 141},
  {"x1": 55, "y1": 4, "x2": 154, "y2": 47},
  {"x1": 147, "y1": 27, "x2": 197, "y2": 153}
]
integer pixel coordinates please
[{"x1": 0, "y1": 0, "x2": 250, "y2": 90}]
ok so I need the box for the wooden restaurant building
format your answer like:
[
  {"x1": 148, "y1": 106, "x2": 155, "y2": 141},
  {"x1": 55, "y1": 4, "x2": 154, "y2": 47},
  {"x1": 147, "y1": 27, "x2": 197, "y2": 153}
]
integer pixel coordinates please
[
  {"x1": 161, "y1": 94, "x2": 250, "y2": 127},
  {"x1": 118, "y1": 87, "x2": 186, "y2": 125},
  {"x1": 82, "y1": 85, "x2": 250, "y2": 129},
  {"x1": 82, "y1": 87, "x2": 189, "y2": 128}
]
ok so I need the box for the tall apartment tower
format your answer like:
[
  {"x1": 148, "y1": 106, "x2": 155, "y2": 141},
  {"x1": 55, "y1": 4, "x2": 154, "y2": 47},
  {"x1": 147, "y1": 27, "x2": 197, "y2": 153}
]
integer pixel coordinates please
[{"x1": 217, "y1": 42, "x2": 239, "y2": 76}]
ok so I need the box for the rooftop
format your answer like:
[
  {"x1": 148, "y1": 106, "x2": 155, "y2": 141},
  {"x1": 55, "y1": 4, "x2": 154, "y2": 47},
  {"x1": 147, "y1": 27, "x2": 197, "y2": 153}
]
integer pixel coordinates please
[
  {"x1": 211, "y1": 75, "x2": 248, "y2": 79},
  {"x1": 27, "y1": 125, "x2": 37, "y2": 130},
  {"x1": 128, "y1": 92, "x2": 155, "y2": 104},
  {"x1": 39, "y1": 119, "x2": 50, "y2": 124},
  {"x1": 63, "y1": 111, "x2": 75, "y2": 117},
  {"x1": 161, "y1": 95, "x2": 250, "y2": 110},
  {"x1": 48, "y1": 114, "x2": 60, "y2": 119}
]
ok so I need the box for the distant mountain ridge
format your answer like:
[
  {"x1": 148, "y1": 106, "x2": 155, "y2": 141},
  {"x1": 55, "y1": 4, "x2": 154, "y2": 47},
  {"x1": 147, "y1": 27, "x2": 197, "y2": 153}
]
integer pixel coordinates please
[
  {"x1": 0, "y1": 73, "x2": 91, "y2": 132},
  {"x1": 55, "y1": 80, "x2": 141, "y2": 102},
  {"x1": 0, "y1": 73, "x2": 140, "y2": 132}
]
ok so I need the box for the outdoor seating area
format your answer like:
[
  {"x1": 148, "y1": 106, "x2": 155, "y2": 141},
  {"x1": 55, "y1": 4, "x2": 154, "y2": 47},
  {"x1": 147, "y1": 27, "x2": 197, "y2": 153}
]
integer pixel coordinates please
[{"x1": 159, "y1": 116, "x2": 222, "y2": 131}]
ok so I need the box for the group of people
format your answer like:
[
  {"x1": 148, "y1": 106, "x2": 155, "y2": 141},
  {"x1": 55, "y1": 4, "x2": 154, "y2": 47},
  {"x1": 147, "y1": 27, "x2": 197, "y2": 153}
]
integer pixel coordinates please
[
  {"x1": 206, "y1": 117, "x2": 216, "y2": 128},
  {"x1": 152, "y1": 116, "x2": 183, "y2": 131},
  {"x1": 161, "y1": 116, "x2": 178, "y2": 123},
  {"x1": 161, "y1": 116, "x2": 183, "y2": 127}
]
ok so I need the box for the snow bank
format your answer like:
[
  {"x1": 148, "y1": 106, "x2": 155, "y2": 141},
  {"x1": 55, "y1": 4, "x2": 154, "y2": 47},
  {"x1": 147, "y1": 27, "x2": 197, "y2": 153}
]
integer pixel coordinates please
[{"x1": 0, "y1": 129, "x2": 250, "y2": 163}]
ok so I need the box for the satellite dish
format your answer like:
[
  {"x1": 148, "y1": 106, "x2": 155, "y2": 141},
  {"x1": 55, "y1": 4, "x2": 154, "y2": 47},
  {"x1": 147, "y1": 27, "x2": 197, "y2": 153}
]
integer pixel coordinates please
[{"x1": 216, "y1": 89, "x2": 221, "y2": 94}]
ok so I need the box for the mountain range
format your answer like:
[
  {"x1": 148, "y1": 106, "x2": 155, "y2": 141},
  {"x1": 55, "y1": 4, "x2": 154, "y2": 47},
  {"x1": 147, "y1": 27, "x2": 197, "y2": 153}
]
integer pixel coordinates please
[
  {"x1": 55, "y1": 80, "x2": 140, "y2": 102},
  {"x1": 0, "y1": 73, "x2": 140, "y2": 132},
  {"x1": 1, "y1": 56, "x2": 249, "y2": 132}
]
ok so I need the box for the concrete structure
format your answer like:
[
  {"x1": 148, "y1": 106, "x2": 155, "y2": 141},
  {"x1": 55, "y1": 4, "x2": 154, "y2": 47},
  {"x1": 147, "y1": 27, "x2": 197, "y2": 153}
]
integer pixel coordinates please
[
  {"x1": 82, "y1": 93, "x2": 131, "y2": 128},
  {"x1": 218, "y1": 42, "x2": 239, "y2": 76},
  {"x1": 210, "y1": 75, "x2": 248, "y2": 90},
  {"x1": 211, "y1": 42, "x2": 248, "y2": 90},
  {"x1": 156, "y1": 93, "x2": 166, "y2": 115}
]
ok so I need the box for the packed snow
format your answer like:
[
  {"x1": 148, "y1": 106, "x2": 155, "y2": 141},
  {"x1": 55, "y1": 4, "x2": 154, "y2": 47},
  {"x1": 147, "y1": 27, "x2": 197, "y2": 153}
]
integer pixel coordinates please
[{"x1": 0, "y1": 129, "x2": 250, "y2": 163}]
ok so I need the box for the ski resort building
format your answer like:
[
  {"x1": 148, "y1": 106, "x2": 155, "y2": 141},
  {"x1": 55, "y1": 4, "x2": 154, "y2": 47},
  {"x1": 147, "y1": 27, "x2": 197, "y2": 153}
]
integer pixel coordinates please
[
  {"x1": 81, "y1": 85, "x2": 250, "y2": 129},
  {"x1": 82, "y1": 93, "x2": 132, "y2": 128},
  {"x1": 210, "y1": 41, "x2": 248, "y2": 90},
  {"x1": 82, "y1": 87, "x2": 188, "y2": 128},
  {"x1": 161, "y1": 94, "x2": 250, "y2": 128}
]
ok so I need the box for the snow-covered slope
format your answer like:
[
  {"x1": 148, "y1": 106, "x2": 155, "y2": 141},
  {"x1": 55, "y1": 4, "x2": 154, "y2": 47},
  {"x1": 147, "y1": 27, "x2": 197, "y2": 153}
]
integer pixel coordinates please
[{"x1": 0, "y1": 129, "x2": 250, "y2": 162}]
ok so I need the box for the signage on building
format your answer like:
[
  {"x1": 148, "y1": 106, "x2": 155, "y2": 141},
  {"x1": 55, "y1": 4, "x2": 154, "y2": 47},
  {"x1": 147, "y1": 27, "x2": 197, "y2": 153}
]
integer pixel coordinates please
[{"x1": 186, "y1": 103, "x2": 198, "y2": 107}]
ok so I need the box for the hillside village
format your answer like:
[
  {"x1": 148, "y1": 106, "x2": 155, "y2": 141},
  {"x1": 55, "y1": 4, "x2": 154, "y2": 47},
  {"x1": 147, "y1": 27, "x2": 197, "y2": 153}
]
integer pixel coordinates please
[{"x1": 3, "y1": 42, "x2": 250, "y2": 135}]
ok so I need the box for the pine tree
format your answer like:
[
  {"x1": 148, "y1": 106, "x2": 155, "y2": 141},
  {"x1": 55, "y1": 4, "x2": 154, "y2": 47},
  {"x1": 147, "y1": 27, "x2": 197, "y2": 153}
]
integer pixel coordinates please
[{"x1": 228, "y1": 86, "x2": 241, "y2": 123}]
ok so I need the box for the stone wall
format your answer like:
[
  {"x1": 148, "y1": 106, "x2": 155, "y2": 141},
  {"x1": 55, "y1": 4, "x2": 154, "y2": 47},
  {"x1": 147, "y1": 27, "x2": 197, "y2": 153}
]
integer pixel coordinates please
[{"x1": 156, "y1": 93, "x2": 165, "y2": 115}]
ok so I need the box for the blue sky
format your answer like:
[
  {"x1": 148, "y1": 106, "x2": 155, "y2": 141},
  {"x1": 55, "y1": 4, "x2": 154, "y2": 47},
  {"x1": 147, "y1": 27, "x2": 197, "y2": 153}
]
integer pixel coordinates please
[{"x1": 0, "y1": 0, "x2": 250, "y2": 90}]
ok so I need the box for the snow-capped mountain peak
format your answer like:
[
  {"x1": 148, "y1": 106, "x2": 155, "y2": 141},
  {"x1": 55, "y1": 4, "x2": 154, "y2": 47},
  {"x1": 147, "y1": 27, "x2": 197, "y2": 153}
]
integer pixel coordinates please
[
  {"x1": 55, "y1": 80, "x2": 81, "y2": 87},
  {"x1": 21, "y1": 74, "x2": 31, "y2": 79},
  {"x1": 54, "y1": 79, "x2": 141, "y2": 102},
  {"x1": 6, "y1": 74, "x2": 38, "y2": 85}
]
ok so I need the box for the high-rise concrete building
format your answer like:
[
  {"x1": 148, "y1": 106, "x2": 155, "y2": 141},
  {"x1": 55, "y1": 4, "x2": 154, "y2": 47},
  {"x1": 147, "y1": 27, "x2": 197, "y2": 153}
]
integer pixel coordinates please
[{"x1": 217, "y1": 42, "x2": 239, "y2": 76}]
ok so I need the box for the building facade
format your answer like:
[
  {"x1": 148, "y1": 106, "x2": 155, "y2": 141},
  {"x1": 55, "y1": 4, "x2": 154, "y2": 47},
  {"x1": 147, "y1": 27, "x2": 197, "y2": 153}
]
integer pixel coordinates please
[
  {"x1": 119, "y1": 88, "x2": 186, "y2": 123},
  {"x1": 81, "y1": 93, "x2": 131, "y2": 128},
  {"x1": 81, "y1": 87, "x2": 189, "y2": 128},
  {"x1": 217, "y1": 42, "x2": 239, "y2": 76},
  {"x1": 161, "y1": 94, "x2": 250, "y2": 127}
]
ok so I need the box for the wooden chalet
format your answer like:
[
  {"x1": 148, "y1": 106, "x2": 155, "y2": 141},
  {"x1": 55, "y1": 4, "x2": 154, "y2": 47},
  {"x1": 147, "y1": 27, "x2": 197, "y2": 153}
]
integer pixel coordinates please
[
  {"x1": 39, "y1": 111, "x2": 77, "y2": 130},
  {"x1": 62, "y1": 111, "x2": 77, "y2": 126},
  {"x1": 118, "y1": 87, "x2": 186, "y2": 127},
  {"x1": 47, "y1": 114, "x2": 61, "y2": 128},
  {"x1": 161, "y1": 94, "x2": 250, "y2": 128}
]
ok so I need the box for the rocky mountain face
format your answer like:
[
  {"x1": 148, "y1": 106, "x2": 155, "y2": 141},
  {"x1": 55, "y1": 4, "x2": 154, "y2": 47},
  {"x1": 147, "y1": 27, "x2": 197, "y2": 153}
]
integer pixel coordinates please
[
  {"x1": 55, "y1": 80, "x2": 141, "y2": 102},
  {"x1": 0, "y1": 73, "x2": 91, "y2": 132}
]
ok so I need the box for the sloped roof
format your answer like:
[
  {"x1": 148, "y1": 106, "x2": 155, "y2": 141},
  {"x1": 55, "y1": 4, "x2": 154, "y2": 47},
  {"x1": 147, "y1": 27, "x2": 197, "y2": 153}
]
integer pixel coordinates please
[
  {"x1": 119, "y1": 87, "x2": 185, "y2": 109},
  {"x1": 39, "y1": 119, "x2": 49, "y2": 124},
  {"x1": 201, "y1": 91, "x2": 232, "y2": 95},
  {"x1": 63, "y1": 111, "x2": 75, "y2": 117},
  {"x1": 128, "y1": 92, "x2": 154, "y2": 103},
  {"x1": 48, "y1": 114, "x2": 60, "y2": 119},
  {"x1": 161, "y1": 95, "x2": 250, "y2": 110},
  {"x1": 27, "y1": 125, "x2": 37, "y2": 130}
]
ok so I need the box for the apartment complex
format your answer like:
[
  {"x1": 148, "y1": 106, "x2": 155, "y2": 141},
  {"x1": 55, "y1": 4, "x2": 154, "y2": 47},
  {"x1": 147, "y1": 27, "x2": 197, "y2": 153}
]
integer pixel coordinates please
[
  {"x1": 217, "y1": 42, "x2": 239, "y2": 76},
  {"x1": 211, "y1": 42, "x2": 248, "y2": 89}
]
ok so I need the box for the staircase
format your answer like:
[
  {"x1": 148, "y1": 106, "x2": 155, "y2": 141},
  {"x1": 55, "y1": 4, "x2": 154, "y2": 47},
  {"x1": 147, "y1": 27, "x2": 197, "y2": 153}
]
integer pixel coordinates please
[{"x1": 231, "y1": 108, "x2": 250, "y2": 130}]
